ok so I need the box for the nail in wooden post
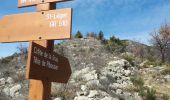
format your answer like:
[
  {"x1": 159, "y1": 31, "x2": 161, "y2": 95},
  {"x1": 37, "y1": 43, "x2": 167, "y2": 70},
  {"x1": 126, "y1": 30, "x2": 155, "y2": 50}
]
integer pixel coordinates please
[{"x1": 28, "y1": 3, "x2": 56, "y2": 100}]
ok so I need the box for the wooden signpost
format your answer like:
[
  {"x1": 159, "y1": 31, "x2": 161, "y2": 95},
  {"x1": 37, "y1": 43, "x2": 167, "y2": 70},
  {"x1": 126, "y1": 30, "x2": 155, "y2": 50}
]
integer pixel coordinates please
[
  {"x1": 0, "y1": 0, "x2": 72, "y2": 100},
  {"x1": 18, "y1": 0, "x2": 72, "y2": 8},
  {"x1": 27, "y1": 42, "x2": 71, "y2": 83},
  {"x1": 0, "y1": 8, "x2": 72, "y2": 42}
]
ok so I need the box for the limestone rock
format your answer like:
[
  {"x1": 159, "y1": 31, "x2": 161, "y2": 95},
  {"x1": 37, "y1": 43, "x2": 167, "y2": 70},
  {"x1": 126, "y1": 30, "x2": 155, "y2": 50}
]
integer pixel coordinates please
[
  {"x1": 0, "y1": 78, "x2": 5, "y2": 85},
  {"x1": 81, "y1": 85, "x2": 88, "y2": 91},
  {"x1": 3, "y1": 87, "x2": 10, "y2": 96},
  {"x1": 74, "y1": 96, "x2": 89, "y2": 100},
  {"x1": 6, "y1": 77, "x2": 14, "y2": 84},
  {"x1": 54, "y1": 97, "x2": 63, "y2": 100},
  {"x1": 116, "y1": 89, "x2": 122, "y2": 95},
  {"x1": 164, "y1": 75, "x2": 170, "y2": 82},
  {"x1": 88, "y1": 90, "x2": 99, "y2": 98},
  {"x1": 10, "y1": 84, "x2": 21, "y2": 97}
]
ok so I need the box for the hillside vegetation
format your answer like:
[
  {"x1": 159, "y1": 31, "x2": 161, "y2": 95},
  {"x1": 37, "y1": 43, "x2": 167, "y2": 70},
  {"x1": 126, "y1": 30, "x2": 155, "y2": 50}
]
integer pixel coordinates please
[{"x1": 0, "y1": 36, "x2": 169, "y2": 100}]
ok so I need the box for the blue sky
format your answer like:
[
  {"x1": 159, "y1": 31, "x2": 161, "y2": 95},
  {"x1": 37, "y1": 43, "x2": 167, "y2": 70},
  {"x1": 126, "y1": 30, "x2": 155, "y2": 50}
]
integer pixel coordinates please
[{"x1": 0, "y1": 0, "x2": 170, "y2": 57}]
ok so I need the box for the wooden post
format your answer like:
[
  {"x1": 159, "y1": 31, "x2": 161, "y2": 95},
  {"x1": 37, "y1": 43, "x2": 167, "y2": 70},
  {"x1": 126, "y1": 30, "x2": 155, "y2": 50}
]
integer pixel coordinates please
[{"x1": 28, "y1": 3, "x2": 56, "y2": 100}]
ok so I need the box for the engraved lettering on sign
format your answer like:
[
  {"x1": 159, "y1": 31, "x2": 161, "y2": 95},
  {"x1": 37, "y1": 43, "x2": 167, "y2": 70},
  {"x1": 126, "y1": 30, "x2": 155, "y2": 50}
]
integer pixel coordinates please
[
  {"x1": 46, "y1": 13, "x2": 68, "y2": 28},
  {"x1": 32, "y1": 46, "x2": 59, "y2": 71},
  {"x1": 21, "y1": 0, "x2": 36, "y2": 4}
]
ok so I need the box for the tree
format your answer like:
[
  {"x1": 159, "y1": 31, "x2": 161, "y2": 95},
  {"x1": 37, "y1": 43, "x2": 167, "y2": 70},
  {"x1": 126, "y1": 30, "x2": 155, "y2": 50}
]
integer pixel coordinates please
[
  {"x1": 17, "y1": 43, "x2": 28, "y2": 55},
  {"x1": 150, "y1": 22, "x2": 170, "y2": 63},
  {"x1": 105, "y1": 35, "x2": 126, "y2": 53},
  {"x1": 98, "y1": 31, "x2": 104, "y2": 40},
  {"x1": 86, "y1": 32, "x2": 97, "y2": 38},
  {"x1": 75, "y1": 30, "x2": 83, "y2": 38},
  {"x1": 131, "y1": 41, "x2": 145, "y2": 60}
]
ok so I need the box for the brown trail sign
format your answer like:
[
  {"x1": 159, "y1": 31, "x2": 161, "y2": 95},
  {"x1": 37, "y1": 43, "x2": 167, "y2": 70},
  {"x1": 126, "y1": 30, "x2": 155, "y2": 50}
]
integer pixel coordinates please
[
  {"x1": 0, "y1": 8, "x2": 72, "y2": 43},
  {"x1": 18, "y1": 0, "x2": 72, "y2": 8},
  {"x1": 27, "y1": 42, "x2": 71, "y2": 83}
]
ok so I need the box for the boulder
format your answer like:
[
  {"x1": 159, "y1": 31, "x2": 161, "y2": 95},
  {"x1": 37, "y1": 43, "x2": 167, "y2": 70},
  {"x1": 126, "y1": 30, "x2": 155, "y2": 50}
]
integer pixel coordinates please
[
  {"x1": 3, "y1": 87, "x2": 10, "y2": 96},
  {"x1": 88, "y1": 90, "x2": 99, "y2": 98},
  {"x1": 108, "y1": 59, "x2": 130, "y2": 69},
  {"x1": 74, "y1": 96, "x2": 89, "y2": 100},
  {"x1": 83, "y1": 70, "x2": 98, "y2": 81},
  {"x1": 101, "y1": 97, "x2": 113, "y2": 100},
  {"x1": 0, "y1": 78, "x2": 5, "y2": 85},
  {"x1": 124, "y1": 70, "x2": 131, "y2": 76},
  {"x1": 164, "y1": 75, "x2": 170, "y2": 82},
  {"x1": 81, "y1": 85, "x2": 88, "y2": 91},
  {"x1": 10, "y1": 84, "x2": 21, "y2": 97},
  {"x1": 116, "y1": 89, "x2": 122, "y2": 95},
  {"x1": 6, "y1": 77, "x2": 14, "y2": 84},
  {"x1": 54, "y1": 97, "x2": 63, "y2": 100}
]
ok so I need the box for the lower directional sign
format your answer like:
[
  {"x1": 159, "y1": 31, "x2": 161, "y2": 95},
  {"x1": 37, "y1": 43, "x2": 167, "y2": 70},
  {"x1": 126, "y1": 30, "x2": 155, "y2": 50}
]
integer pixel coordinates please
[
  {"x1": 26, "y1": 42, "x2": 72, "y2": 83},
  {"x1": 0, "y1": 8, "x2": 72, "y2": 43}
]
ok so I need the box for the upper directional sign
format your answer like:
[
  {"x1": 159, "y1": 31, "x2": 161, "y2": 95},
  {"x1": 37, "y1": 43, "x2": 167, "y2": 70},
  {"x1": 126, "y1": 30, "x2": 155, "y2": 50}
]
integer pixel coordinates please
[
  {"x1": 0, "y1": 8, "x2": 72, "y2": 43},
  {"x1": 18, "y1": 0, "x2": 72, "y2": 8}
]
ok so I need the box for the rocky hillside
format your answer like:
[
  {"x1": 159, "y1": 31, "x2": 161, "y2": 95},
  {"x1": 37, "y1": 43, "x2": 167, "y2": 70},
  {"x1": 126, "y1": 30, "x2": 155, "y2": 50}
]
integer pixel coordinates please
[{"x1": 0, "y1": 38, "x2": 169, "y2": 100}]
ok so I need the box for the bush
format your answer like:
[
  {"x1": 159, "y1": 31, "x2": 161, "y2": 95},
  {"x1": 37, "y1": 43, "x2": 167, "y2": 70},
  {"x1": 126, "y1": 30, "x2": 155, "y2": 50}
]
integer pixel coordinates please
[
  {"x1": 130, "y1": 75, "x2": 144, "y2": 90},
  {"x1": 0, "y1": 56, "x2": 14, "y2": 64},
  {"x1": 104, "y1": 35, "x2": 126, "y2": 53},
  {"x1": 122, "y1": 54, "x2": 135, "y2": 66},
  {"x1": 145, "y1": 88, "x2": 156, "y2": 100}
]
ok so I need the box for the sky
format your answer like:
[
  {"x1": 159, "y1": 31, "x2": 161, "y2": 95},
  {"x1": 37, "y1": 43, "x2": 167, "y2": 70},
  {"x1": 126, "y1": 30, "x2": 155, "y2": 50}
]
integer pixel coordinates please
[{"x1": 0, "y1": 0, "x2": 170, "y2": 58}]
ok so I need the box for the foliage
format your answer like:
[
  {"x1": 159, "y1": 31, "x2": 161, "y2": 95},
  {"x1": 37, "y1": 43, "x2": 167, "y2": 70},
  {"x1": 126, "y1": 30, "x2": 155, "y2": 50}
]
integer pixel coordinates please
[
  {"x1": 143, "y1": 60, "x2": 160, "y2": 68},
  {"x1": 145, "y1": 88, "x2": 156, "y2": 100},
  {"x1": 122, "y1": 54, "x2": 135, "y2": 66},
  {"x1": 17, "y1": 43, "x2": 28, "y2": 55},
  {"x1": 104, "y1": 35, "x2": 126, "y2": 53},
  {"x1": 150, "y1": 22, "x2": 170, "y2": 63},
  {"x1": 75, "y1": 30, "x2": 83, "y2": 38},
  {"x1": 0, "y1": 55, "x2": 14, "y2": 64},
  {"x1": 130, "y1": 74, "x2": 157, "y2": 100},
  {"x1": 98, "y1": 31, "x2": 104, "y2": 40},
  {"x1": 130, "y1": 75, "x2": 144, "y2": 90}
]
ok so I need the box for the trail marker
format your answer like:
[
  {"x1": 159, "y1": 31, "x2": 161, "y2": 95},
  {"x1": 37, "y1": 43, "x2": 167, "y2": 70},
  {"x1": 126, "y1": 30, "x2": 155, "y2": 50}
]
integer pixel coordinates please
[
  {"x1": 27, "y1": 42, "x2": 71, "y2": 83},
  {"x1": 0, "y1": 0, "x2": 73, "y2": 100},
  {"x1": 0, "y1": 8, "x2": 72, "y2": 43}
]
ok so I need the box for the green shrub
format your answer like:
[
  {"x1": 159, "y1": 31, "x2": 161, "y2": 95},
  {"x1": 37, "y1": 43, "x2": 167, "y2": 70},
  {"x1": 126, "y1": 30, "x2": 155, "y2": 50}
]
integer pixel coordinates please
[
  {"x1": 123, "y1": 54, "x2": 135, "y2": 66},
  {"x1": 130, "y1": 75, "x2": 144, "y2": 90},
  {"x1": 139, "y1": 87, "x2": 146, "y2": 98},
  {"x1": 146, "y1": 88, "x2": 156, "y2": 100},
  {"x1": 145, "y1": 61, "x2": 160, "y2": 67},
  {"x1": 104, "y1": 35, "x2": 126, "y2": 53}
]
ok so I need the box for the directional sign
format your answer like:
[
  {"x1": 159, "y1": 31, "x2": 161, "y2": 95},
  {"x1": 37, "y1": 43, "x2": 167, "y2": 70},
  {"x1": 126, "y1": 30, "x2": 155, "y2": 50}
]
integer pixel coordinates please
[
  {"x1": 27, "y1": 42, "x2": 72, "y2": 83},
  {"x1": 18, "y1": 0, "x2": 72, "y2": 8},
  {"x1": 0, "y1": 8, "x2": 72, "y2": 43}
]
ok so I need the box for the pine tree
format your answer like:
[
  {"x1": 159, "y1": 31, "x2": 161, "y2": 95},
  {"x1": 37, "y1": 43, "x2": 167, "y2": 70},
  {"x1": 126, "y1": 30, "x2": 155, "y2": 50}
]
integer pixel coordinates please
[
  {"x1": 75, "y1": 30, "x2": 83, "y2": 38},
  {"x1": 98, "y1": 31, "x2": 104, "y2": 40}
]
